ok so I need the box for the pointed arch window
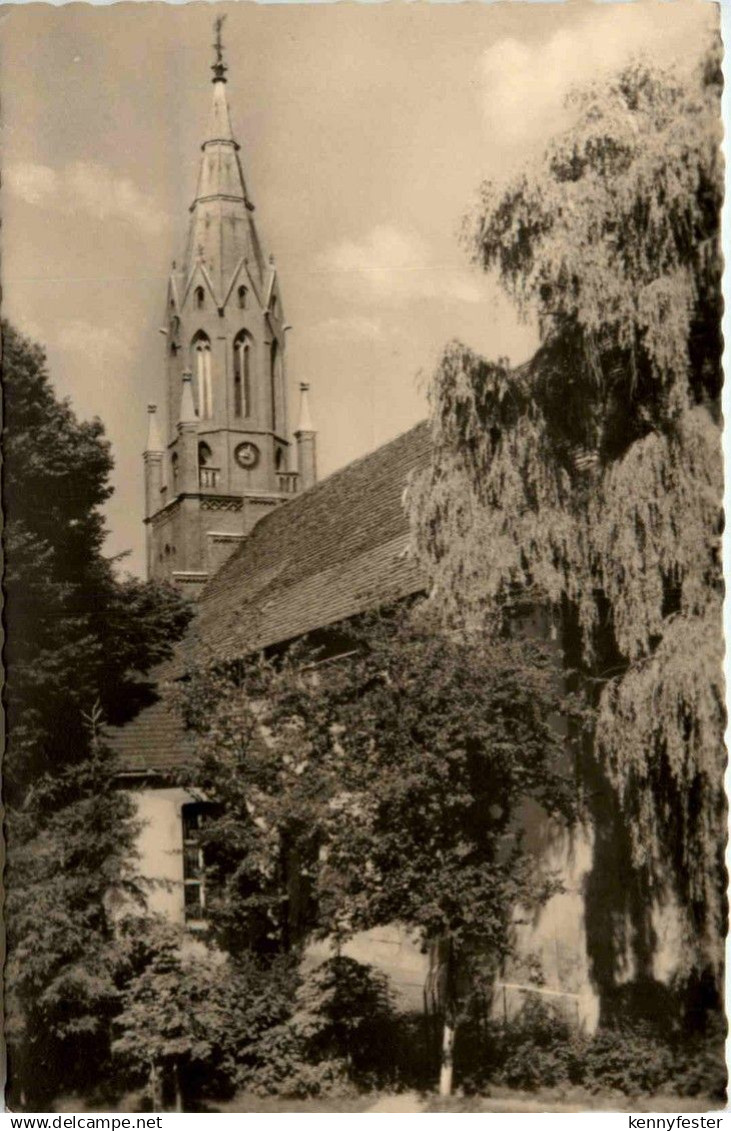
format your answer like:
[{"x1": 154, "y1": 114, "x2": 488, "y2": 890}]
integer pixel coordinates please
[
  {"x1": 233, "y1": 331, "x2": 253, "y2": 419},
  {"x1": 171, "y1": 451, "x2": 179, "y2": 488},
  {"x1": 195, "y1": 286, "x2": 205, "y2": 310},
  {"x1": 237, "y1": 286, "x2": 248, "y2": 310},
  {"x1": 270, "y1": 339, "x2": 280, "y2": 432},
  {"x1": 191, "y1": 332, "x2": 213, "y2": 419}
]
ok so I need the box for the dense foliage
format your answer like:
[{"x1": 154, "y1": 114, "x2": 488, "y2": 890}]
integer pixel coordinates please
[
  {"x1": 3, "y1": 322, "x2": 192, "y2": 806},
  {"x1": 462, "y1": 997, "x2": 726, "y2": 1100},
  {"x1": 3, "y1": 323, "x2": 194, "y2": 1106},
  {"x1": 407, "y1": 42, "x2": 724, "y2": 981},
  {"x1": 174, "y1": 603, "x2": 573, "y2": 1090},
  {"x1": 113, "y1": 930, "x2": 295, "y2": 1109},
  {"x1": 113, "y1": 929, "x2": 406, "y2": 1108},
  {"x1": 6, "y1": 711, "x2": 143, "y2": 1108}
]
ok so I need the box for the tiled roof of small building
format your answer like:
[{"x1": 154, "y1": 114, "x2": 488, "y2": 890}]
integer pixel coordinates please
[
  {"x1": 108, "y1": 697, "x2": 196, "y2": 777},
  {"x1": 107, "y1": 420, "x2": 432, "y2": 774}
]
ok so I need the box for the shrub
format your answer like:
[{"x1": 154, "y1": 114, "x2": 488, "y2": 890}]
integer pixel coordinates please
[
  {"x1": 494, "y1": 998, "x2": 585, "y2": 1090},
  {"x1": 582, "y1": 1026, "x2": 674, "y2": 1095},
  {"x1": 672, "y1": 1018, "x2": 727, "y2": 1100},
  {"x1": 474, "y1": 997, "x2": 725, "y2": 1099},
  {"x1": 240, "y1": 956, "x2": 402, "y2": 1097}
]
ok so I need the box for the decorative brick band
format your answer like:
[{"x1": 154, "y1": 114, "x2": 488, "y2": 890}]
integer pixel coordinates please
[{"x1": 201, "y1": 497, "x2": 244, "y2": 512}]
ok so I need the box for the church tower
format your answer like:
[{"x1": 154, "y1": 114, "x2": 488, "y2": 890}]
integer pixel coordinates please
[{"x1": 143, "y1": 19, "x2": 315, "y2": 594}]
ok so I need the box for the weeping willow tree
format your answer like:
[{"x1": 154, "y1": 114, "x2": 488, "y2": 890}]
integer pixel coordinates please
[{"x1": 407, "y1": 40, "x2": 724, "y2": 988}]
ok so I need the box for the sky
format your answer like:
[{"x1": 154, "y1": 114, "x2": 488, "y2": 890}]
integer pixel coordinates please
[{"x1": 1, "y1": 0, "x2": 717, "y2": 577}]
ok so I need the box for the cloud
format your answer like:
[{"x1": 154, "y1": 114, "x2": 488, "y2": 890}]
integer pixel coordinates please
[
  {"x1": 7, "y1": 162, "x2": 58, "y2": 205},
  {"x1": 5, "y1": 160, "x2": 171, "y2": 235},
  {"x1": 57, "y1": 319, "x2": 132, "y2": 368},
  {"x1": 310, "y1": 315, "x2": 385, "y2": 342},
  {"x1": 480, "y1": 4, "x2": 717, "y2": 155},
  {"x1": 318, "y1": 225, "x2": 484, "y2": 306}
]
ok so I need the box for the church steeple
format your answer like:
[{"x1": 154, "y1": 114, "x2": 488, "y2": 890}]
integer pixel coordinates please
[
  {"x1": 182, "y1": 16, "x2": 262, "y2": 301},
  {"x1": 144, "y1": 22, "x2": 316, "y2": 595}
]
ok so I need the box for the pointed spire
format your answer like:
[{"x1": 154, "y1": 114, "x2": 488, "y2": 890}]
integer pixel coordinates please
[
  {"x1": 206, "y1": 17, "x2": 234, "y2": 143},
  {"x1": 183, "y1": 21, "x2": 264, "y2": 295},
  {"x1": 206, "y1": 81, "x2": 236, "y2": 144},
  {"x1": 296, "y1": 382, "x2": 314, "y2": 434},
  {"x1": 179, "y1": 371, "x2": 197, "y2": 425},
  {"x1": 145, "y1": 403, "x2": 164, "y2": 452}
]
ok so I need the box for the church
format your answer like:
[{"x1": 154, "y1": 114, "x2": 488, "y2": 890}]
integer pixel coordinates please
[{"x1": 107, "y1": 30, "x2": 682, "y2": 1030}]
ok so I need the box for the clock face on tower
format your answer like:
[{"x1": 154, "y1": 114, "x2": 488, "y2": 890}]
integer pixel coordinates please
[{"x1": 235, "y1": 441, "x2": 260, "y2": 469}]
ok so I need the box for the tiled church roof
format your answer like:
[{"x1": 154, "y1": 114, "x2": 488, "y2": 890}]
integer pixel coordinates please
[{"x1": 107, "y1": 419, "x2": 432, "y2": 774}]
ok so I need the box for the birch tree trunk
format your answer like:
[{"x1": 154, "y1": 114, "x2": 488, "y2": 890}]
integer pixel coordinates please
[
  {"x1": 439, "y1": 1014, "x2": 456, "y2": 1097},
  {"x1": 173, "y1": 1061, "x2": 184, "y2": 1113},
  {"x1": 429, "y1": 935, "x2": 458, "y2": 1097},
  {"x1": 149, "y1": 1062, "x2": 160, "y2": 1113}
]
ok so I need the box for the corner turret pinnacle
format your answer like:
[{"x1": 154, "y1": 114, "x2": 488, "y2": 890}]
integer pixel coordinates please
[
  {"x1": 296, "y1": 382, "x2": 314, "y2": 434},
  {"x1": 178, "y1": 371, "x2": 197, "y2": 426},
  {"x1": 295, "y1": 383, "x2": 317, "y2": 491},
  {"x1": 145, "y1": 403, "x2": 164, "y2": 453}
]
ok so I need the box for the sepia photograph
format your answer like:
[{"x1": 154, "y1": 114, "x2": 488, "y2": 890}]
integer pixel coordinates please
[{"x1": 1, "y1": 0, "x2": 726, "y2": 1114}]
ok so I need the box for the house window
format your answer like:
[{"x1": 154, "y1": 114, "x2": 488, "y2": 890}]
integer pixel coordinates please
[
  {"x1": 233, "y1": 331, "x2": 252, "y2": 418},
  {"x1": 238, "y1": 285, "x2": 247, "y2": 310},
  {"x1": 182, "y1": 803, "x2": 207, "y2": 923}
]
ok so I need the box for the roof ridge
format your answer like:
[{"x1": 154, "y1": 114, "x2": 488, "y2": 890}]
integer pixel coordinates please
[
  {"x1": 298, "y1": 417, "x2": 431, "y2": 496},
  {"x1": 201, "y1": 417, "x2": 431, "y2": 592}
]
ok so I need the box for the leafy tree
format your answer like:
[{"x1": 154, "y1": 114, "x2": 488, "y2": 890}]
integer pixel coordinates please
[
  {"x1": 172, "y1": 646, "x2": 338, "y2": 958},
  {"x1": 314, "y1": 607, "x2": 573, "y2": 1094},
  {"x1": 5, "y1": 707, "x2": 144, "y2": 1108},
  {"x1": 3, "y1": 322, "x2": 193, "y2": 807},
  {"x1": 3, "y1": 322, "x2": 194, "y2": 1105},
  {"x1": 113, "y1": 927, "x2": 299, "y2": 1110},
  {"x1": 175, "y1": 603, "x2": 573, "y2": 1093},
  {"x1": 113, "y1": 930, "x2": 229, "y2": 1111},
  {"x1": 407, "y1": 39, "x2": 724, "y2": 990},
  {"x1": 292, "y1": 957, "x2": 399, "y2": 1087}
]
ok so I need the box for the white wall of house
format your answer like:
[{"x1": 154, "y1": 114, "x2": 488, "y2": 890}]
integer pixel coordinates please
[
  {"x1": 131, "y1": 786, "x2": 197, "y2": 924},
  {"x1": 130, "y1": 785, "x2": 665, "y2": 1034},
  {"x1": 505, "y1": 815, "x2": 599, "y2": 1032},
  {"x1": 306, "y1": 927, "x2": 429, "y2": 1012}
]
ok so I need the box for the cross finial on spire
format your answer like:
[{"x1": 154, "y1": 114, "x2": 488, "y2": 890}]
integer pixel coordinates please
[{"x1": 212, "y1": 15, "x2": 228, "y2": 83}]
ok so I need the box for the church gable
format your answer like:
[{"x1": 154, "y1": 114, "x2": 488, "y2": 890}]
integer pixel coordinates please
[{"x1": 181, "y1": 259, "x2": 220, "y2": 313}]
